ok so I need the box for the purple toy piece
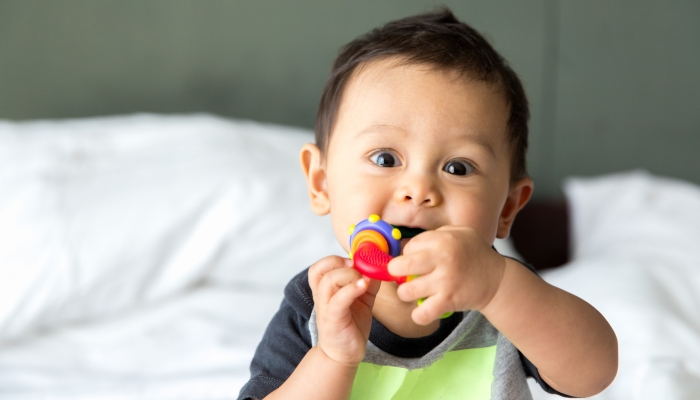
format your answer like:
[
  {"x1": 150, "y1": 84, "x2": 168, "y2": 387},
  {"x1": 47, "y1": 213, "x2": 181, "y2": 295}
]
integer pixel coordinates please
[{"x1": 349, "y1": 217, "x2": 401, "y2": 257}]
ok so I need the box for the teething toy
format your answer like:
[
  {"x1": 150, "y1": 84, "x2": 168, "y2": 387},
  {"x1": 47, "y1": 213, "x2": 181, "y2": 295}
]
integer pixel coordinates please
[
  {"x1": 349, "y1": 215, "x2": 453, "y2": 319},
  {"x1": 348, "y1": 214, "x2": 406, "y2": 284}
]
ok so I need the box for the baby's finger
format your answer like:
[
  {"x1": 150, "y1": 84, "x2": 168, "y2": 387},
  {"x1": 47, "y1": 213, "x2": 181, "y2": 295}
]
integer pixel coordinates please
[
  {"x1": 316, "y1": 266, "x2": 363, "y2": 306},
  {"x1": 434, "y1": 225, "x2": 462, "y2": 232},
  {"x1": 387, "y1": 250, "x2": 434, "y2": 278},
  {"x1": 400, "y1": 230, "x2": 440, "y2": 253},
  {"x1": 309, "y1": 256, "x2": 353, "y2": 294},
  {"x1": 395, "y1": 274, "x2": 436, "y2": 303},
  {"x1": 326, "y1": 276, "x2": 371, "y2": 316},
  {"x1": 355, "y1": 278, "x2": 381, "y2": 309},
  {"x1": 411, "y1": 295, "x2": 452, "y2": 326}
]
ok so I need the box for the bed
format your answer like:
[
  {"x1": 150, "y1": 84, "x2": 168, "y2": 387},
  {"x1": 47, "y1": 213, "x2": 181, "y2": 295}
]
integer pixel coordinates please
[{"x1": 1, "y1": 114, "x2": 698, "y2": 399}]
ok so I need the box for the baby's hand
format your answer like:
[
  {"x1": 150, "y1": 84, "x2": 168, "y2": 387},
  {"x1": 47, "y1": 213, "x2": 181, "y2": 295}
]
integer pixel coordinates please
[
  {"x1": 387, "y1": 226, "x2": 506, "y2": 325},
  {"x1": 308, "y1": 256, "x2": 380, "y2": 367}
]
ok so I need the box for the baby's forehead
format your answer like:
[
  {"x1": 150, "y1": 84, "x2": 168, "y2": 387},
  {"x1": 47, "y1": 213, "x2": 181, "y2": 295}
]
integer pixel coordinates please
[
  {"x1": 335, "y1": 60, "x2": 511, "y2": 143},
  {"x1": 344, "y1": 59, "x2": 508, "y2": 116}
]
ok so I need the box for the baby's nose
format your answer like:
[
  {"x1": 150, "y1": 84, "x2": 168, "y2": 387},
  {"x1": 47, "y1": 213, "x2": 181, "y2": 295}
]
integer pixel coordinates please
[
  {"x1": 394, "y1": 174, "x2": 441, "y2": 206},
  {"x1": 402, "y1": 193, "x2": 434, "y2": 205}
]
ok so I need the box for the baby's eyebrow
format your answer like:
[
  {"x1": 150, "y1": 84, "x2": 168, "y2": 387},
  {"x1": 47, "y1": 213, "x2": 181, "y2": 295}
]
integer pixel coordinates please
[
  {"x1": 355, "y1": 124, "x2": 398, "y2": 137},
  {"x1": 454, "y1": 131, "x2": 497, "y2": 158}
]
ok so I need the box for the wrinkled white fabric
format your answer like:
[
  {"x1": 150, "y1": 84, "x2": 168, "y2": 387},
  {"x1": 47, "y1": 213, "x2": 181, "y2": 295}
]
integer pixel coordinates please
[
  {"x1": 0, "y1": 114, "x2": 343, "y2": 342},
  {"x1": 0, "y1": 285, "x2": 284, "y2": 399}
]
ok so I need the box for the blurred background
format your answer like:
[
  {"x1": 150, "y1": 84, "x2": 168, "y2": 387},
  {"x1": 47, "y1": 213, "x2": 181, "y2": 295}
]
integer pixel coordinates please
[{"x1": 1, "y1": 0, "x2": 698, "y2": 197}]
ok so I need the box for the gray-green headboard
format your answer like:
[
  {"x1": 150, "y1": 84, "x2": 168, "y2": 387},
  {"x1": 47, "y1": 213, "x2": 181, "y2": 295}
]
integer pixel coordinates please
[{"x1": 1, "y1": 0, "x2": 698, "y2": 197}]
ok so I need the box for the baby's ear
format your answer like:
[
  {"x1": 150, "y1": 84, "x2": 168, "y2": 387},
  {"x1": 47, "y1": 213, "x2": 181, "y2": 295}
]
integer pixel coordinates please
[
  {"x1": 496, "y1": 177, "x2": 533, "y2": 239},
  {"x1": 300, "y1": 143, "x2": 330, "y2": 215}
]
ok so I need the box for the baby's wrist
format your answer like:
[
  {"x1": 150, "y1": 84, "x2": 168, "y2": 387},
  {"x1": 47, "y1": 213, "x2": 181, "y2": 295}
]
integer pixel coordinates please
[
  {"x1": 478, "y1": 255, "x2": 518, "y2": 315},
  {"x1": 471, "y1": 251, "x2": 508, "y2": 312},
  {"x1": 315, "y1": 344, "x2": 362, "y2": 370}
]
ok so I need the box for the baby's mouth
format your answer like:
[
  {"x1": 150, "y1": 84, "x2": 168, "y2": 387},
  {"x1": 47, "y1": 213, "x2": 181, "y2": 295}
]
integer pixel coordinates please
[{"x1": 393, "y1": 225, "x2": 426, "y2": 239}]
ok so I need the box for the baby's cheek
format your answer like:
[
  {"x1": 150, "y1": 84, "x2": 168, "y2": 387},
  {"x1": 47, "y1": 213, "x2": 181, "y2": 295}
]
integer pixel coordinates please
[
  {"x1": 329, "y1": 217, "x2": 353, "y2": 252},
  {"x1": 451, "y1": 207, "x2": 499, "y2": 242}
]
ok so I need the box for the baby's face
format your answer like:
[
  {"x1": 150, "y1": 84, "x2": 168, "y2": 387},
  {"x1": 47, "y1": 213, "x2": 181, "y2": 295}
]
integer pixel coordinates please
[{"x1": 309, "y1": 58, "x2": 526, "y2": 253}]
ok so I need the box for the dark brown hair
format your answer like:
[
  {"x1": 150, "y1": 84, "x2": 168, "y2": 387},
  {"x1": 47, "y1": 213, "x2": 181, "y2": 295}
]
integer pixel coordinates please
[{"x1": 314, "y1": 8, "x2": 529, "y2": 181}]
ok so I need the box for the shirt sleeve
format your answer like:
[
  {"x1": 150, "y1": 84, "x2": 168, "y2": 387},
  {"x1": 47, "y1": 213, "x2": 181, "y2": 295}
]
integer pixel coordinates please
[{"x1": 238, "y1": 270, "x2": 314, "y2": 400}]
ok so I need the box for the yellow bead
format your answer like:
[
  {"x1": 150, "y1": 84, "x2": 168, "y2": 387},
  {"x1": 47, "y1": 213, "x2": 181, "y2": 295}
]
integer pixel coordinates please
[
  {"x1": 392, "y1": 228, "x2": 401, "y2": 240},
  {"x1": 348, "y1": 251, "x2": 353, "y2": 260},
  {"x1": 368, "y1": 214, "x2": 380, "y2": 223},
  {"x1": 348, "y1": 224, "x2": 355, "y2": 235}
]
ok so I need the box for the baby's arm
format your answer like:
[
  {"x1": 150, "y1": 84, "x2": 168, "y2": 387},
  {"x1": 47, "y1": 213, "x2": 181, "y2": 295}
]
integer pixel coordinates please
[
  {"x1": 480, "y1": 257, "x2": 618, "y2": 397},
  {"x1": 389, "y1": 226, "x2": 617, "y2": 398},
  {"x1": 266, "y1": 256, "x2": 379, "y2": 400}
]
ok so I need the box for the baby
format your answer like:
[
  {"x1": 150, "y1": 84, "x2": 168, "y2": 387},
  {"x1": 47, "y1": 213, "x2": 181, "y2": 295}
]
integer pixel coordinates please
[{"x1": 239, "y1": 8, "x2": 617, "y2": 400}]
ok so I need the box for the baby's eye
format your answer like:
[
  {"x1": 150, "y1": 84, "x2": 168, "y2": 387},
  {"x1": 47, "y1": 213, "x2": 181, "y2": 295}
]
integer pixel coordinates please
[
  {"x1": 443, "y1": 160, "x2": 474, "y2": 176},
  {"x1": 370, "y1": 151, "x2": 401, "y2": 168}
]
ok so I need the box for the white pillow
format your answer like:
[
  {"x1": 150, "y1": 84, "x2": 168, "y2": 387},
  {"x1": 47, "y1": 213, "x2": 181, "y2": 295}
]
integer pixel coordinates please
[
  {"x1": 0, "y1": 114, "x2": 343, "y2": 342},
  {"x1": 564, "y1": 170, "x2": 700, "y2": 261}
]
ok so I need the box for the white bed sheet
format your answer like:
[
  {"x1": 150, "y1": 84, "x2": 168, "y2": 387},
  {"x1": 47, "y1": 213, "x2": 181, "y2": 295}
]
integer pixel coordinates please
[{"x1": 0, "y1": 284, "x2": 284, "y2": 400}]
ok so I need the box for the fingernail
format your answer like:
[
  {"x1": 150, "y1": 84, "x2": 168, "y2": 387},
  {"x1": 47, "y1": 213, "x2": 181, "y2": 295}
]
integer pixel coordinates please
[
  {"x1": 356, "y1": 279, "x2": 366, "y2": 288},
  {"x1": 345, "y1": 259, "x2": 353, "y2": 267}
]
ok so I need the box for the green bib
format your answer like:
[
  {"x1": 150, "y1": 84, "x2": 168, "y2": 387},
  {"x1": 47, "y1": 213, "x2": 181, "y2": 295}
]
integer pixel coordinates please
[{"x1": 350, "y1": 346, "x2": 498, "y2": 400}]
